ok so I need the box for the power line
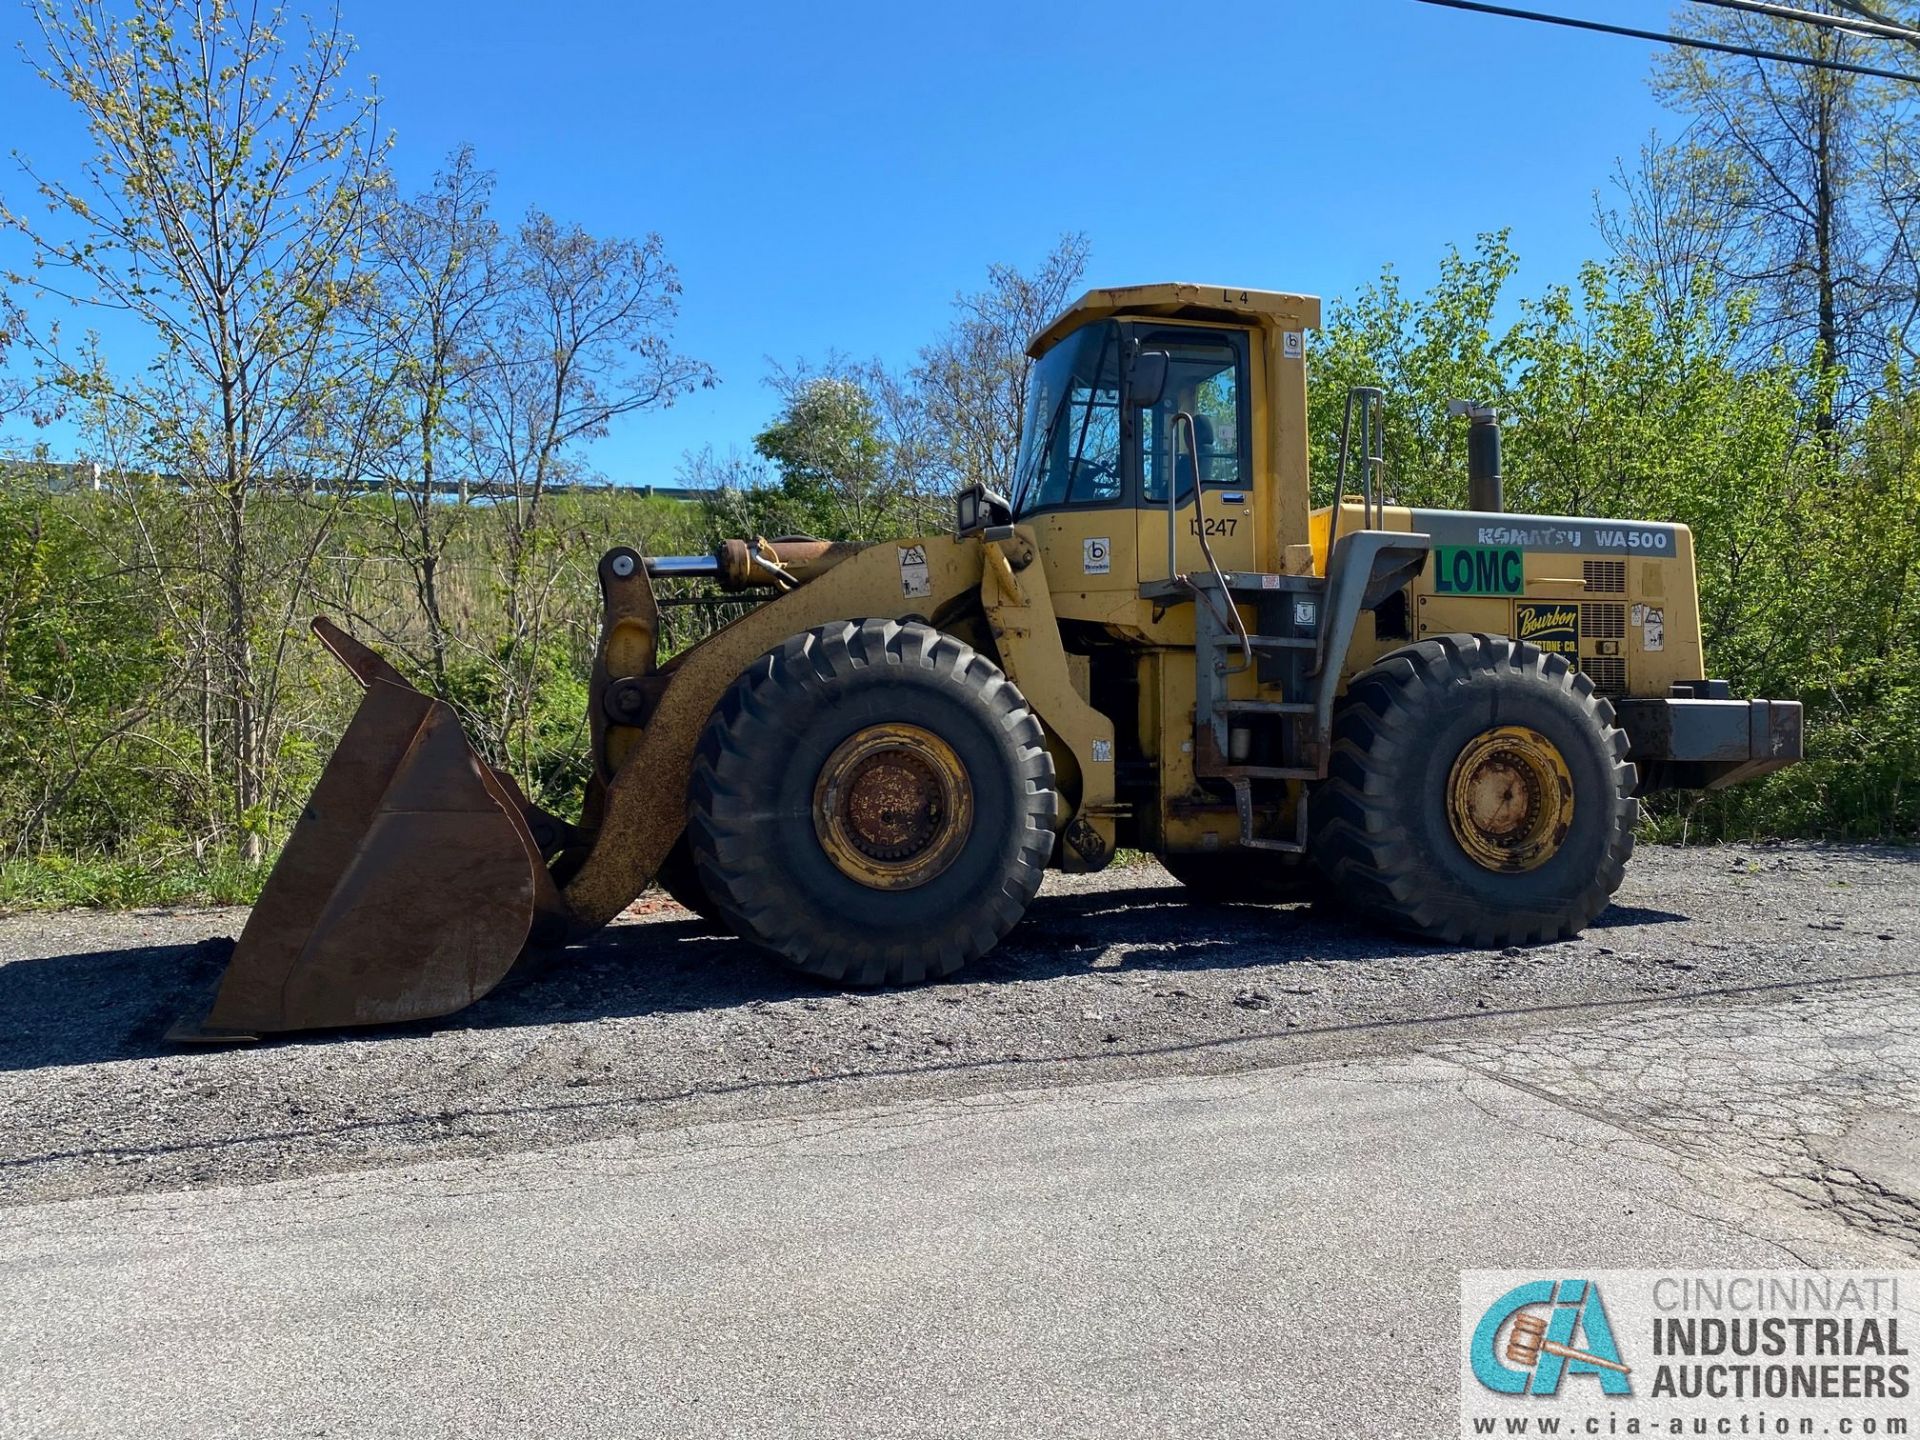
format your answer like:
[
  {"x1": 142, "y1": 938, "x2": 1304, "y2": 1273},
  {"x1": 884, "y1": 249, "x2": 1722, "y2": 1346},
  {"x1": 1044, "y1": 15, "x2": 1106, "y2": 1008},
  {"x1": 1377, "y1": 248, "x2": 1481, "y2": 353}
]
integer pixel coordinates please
[
  {"x1": 1411, "y1": 0, "x2": 1920, "y2": 82},
  {"x1": 1829, "y1": 0, "x2": 1920, "y2": 35},
  {"x1": 1826, "y1": 0, "x2": 1920, "y2": 51},
  {"x1": 1691, "y1": 0, "x2": 1920, "y2": 44}
]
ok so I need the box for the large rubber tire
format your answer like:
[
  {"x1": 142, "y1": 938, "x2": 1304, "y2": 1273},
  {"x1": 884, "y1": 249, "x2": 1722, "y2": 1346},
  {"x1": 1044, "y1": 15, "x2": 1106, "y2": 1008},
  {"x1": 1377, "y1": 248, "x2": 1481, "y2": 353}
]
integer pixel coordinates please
[
  {"x1": 651, "y1": 834, "x2": 732, "y2": 931},
  {"x1": 687, "y1": 619, "x2": 1058, "y2": 985},
  {"x1": 1161, "y1": 850, "x2": 1313, "y2": 905},
  {"x1": 1311, "y1": 634, "x2": 1638, "y2": 946}
]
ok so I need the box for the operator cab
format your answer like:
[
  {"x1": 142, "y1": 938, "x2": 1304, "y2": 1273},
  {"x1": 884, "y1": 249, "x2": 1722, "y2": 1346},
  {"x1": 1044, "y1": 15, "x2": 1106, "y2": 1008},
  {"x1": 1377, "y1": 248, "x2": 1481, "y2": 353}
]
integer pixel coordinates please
[
  {"x1": 1011, "y1": 312, "x2": 1261, "y2": 602},
  {"x1": 999, "y1": 284, "x2": 1319, "y2": 612},
  {"x1": 1009, "y1": 318, "x2": 1250, "y2": 520}
]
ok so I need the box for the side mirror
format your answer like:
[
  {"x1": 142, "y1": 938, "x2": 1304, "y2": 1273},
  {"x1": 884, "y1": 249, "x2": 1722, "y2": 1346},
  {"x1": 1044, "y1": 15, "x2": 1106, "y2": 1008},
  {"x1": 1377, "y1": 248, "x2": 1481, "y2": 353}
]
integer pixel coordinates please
[
  {"x1": 955, "y1": 482, "x2": 1013, "y2": 536},
  {"x1": 1129, "y1": 349, "x2": 1170, "y2": 410}
]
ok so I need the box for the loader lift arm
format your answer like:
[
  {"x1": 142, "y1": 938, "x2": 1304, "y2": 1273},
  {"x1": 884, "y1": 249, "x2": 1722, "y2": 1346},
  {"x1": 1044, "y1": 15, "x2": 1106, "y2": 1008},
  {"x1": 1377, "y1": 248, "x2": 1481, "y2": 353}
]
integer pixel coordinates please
[{"x1": 568, "y1": 529, "x2": 1120, "y2": 930}]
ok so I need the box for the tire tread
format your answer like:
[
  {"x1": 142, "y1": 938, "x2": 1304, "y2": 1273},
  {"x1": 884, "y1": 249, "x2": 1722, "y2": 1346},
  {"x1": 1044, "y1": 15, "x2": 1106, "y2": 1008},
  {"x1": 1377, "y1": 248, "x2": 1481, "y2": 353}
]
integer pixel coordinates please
[
  {"x1": 1311, "y1": 633, "x2": 1638, "y2": 946},
  {"x1": 686, "y1": 619, "x2": 1057, "y2": 984}
]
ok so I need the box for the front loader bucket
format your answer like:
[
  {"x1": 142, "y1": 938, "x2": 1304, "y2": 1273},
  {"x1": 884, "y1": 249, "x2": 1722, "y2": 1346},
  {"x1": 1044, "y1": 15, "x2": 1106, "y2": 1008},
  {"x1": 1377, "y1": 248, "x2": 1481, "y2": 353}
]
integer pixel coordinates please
[{"x1": 171, "y1": 621, "x2": 553, "y2": 1040}]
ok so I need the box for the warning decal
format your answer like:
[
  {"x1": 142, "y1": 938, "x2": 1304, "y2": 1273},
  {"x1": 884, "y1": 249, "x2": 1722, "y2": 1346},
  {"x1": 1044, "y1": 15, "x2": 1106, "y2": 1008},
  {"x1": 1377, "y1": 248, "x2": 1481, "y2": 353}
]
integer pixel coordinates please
[{"x1": 898, "y1": 544, "x2": 931, "y2": 598}]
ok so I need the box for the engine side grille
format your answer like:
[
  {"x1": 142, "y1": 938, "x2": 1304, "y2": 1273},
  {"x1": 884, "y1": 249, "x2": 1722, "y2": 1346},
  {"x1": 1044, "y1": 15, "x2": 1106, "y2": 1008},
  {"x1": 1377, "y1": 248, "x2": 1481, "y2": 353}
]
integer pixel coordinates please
[
  {"x1": 1583, "y1": 559, "x2": 1626, "y2": 594},
  {"x1": 1582, "y1": 655, "x2": 1627, "y2": 695},
  {"x1": 1582, "y1": 602, "x2": 1627, "y2": 640}
]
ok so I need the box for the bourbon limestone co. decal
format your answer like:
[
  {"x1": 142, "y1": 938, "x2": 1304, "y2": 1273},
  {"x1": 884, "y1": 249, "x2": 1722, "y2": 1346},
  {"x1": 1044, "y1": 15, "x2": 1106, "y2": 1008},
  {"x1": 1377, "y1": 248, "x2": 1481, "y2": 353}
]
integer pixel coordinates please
[
  {"x1": 1514, "y1": 602, "x2": 1580, "y2": 658},
  {"x1": 1460, "y1": 1271, "x2": 1916, "y2": 1438}
]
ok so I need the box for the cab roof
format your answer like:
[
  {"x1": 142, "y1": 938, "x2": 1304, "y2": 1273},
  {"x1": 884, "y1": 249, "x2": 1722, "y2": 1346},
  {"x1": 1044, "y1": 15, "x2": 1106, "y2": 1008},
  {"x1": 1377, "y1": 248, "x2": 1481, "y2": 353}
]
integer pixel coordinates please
[{"x1": 1027, "y1": 283, "x2": 1322, "y2": 360}]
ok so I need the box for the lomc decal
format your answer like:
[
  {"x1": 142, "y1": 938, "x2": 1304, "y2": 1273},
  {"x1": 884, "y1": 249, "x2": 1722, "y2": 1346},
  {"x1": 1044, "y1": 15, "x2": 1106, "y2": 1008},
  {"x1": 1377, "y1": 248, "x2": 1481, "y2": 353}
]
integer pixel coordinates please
[
  {"x1": 1434, "y1": 546, "x2": 1524, "y2": 597},
  {"x1": 1514, "y1": 602, "x2": 1579, "y2": 657}
]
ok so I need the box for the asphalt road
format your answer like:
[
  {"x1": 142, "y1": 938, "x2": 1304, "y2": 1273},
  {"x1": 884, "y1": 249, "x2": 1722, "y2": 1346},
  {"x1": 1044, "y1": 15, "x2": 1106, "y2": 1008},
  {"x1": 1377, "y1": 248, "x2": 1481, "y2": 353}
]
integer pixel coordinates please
[
  {"x1": 1, "y1": 981, "x2": 1914, "y2": 1440},
  {"x1": 0, "y1": 844, "x2": 1916, "y2": 1437}
]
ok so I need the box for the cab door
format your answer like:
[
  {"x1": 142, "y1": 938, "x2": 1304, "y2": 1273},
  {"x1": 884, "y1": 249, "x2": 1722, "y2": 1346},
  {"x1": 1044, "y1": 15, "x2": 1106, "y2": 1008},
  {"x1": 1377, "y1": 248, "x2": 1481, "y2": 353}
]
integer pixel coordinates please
[
  {"x1": 1132, "y1": 325, "x2": 1259, "y2": 588},
  {"x1": 1011, "y1": 320, "x2": 1146, "y2": 627}
]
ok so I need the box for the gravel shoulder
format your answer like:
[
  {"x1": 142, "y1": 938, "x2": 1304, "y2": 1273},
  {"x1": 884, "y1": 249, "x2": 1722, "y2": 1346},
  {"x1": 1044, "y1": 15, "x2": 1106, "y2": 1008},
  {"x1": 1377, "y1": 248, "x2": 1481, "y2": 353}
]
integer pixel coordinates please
[{"x1": 1, "y1": 842, "x2": 1915, "y2": 1213}]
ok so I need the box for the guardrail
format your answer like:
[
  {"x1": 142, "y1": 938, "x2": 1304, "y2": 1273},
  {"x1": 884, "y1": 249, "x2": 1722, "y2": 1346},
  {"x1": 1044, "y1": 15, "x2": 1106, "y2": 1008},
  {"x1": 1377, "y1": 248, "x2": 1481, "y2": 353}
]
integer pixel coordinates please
[{"x1": 0, "y1": 459, "x2": 713, "y2": 503}]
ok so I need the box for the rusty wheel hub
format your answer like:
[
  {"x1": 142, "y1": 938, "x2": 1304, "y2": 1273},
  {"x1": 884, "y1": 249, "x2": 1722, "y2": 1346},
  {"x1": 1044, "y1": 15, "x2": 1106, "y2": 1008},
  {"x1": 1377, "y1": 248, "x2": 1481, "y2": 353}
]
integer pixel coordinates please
[
  {"x1": 1445, "y1": 725, "x2": 1575, "y2": 873},
  {"x1": 813, "y1": 724, "x2": 973, "y2": 890}
]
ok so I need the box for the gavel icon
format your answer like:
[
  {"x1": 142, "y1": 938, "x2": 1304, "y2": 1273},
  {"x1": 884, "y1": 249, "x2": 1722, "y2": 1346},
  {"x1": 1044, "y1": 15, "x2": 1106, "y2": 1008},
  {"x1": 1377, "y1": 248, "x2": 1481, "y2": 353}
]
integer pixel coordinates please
[{"x1": 1505, "y1": 1312, "x2": 1632, "y2": 1375}]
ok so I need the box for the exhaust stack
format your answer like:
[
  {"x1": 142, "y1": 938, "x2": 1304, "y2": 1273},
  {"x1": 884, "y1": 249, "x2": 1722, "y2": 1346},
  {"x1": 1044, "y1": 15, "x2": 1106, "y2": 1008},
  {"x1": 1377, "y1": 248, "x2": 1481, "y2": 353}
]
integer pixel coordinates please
[{"x1": 1449, "y1": 399, "x2": 1504, "y2": 514}]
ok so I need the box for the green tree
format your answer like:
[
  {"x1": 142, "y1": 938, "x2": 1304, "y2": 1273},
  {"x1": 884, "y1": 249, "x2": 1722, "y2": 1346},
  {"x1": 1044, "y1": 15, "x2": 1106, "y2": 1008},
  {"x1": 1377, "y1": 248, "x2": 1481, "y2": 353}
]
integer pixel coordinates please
[
  {"x1": 1604, "y1": 2, "x2": 1920, "y2": 421},
  {"x1": 912, "y1": 232, "x2": 1089, "y2": 494},
  {"x1": 3, "y1": 0, "x2": 389, "y2": 861},
  {"x1": 1307, "y1": 234, "x2": 1517, "y2": 508},
  {"x1": 467, "y1": 211, "x2": 713, "y2": 788},
  {"x1": 353, "y1": 145, "x2": 503, "y2": 692},
  {"x1": 751, "y1": 371, "x2": 893, "y2": 540},
  {"x1": 0, "y1": 463, "x2": 178, "y2": 862}
]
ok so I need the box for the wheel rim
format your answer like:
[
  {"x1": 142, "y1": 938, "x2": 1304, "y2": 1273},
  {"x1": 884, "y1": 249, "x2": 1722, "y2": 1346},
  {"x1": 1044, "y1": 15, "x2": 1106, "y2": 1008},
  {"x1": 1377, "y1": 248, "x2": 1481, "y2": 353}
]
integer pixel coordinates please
[
  {"x1": 812, "y1": 724, "x2": 974, "y2": 890},
  {"x1": 1445, "y1": 725, "x2": 1575, "y2": 873}
]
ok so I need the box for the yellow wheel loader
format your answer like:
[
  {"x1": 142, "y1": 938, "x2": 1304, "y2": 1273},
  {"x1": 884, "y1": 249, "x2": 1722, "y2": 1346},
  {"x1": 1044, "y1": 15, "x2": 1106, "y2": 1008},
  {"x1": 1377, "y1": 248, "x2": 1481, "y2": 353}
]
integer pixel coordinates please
[{"x1": 173, "y1": 283, "x2": 1804, "y2": 1039}]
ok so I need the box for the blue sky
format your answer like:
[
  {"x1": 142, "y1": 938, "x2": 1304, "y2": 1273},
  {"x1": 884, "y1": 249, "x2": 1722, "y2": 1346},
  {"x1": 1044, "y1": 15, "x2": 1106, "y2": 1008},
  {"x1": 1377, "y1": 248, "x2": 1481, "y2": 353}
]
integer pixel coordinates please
[{"x1": 0, "y1": 0, "x2": 1685, "y2": 480}]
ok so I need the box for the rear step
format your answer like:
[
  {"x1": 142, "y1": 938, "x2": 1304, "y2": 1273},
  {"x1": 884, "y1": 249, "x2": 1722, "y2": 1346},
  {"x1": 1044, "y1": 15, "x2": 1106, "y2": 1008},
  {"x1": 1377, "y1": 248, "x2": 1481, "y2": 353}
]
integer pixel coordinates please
[
  {"x1": 1220, "y1": 700, "x2": 1314, "y2": 716},
  {"x1": 1233, "y1": 778, "x2": 1309, "y2": 853},
  {"x1": 1209, "y1": 634, "x2": 1315, "y2": 651}
]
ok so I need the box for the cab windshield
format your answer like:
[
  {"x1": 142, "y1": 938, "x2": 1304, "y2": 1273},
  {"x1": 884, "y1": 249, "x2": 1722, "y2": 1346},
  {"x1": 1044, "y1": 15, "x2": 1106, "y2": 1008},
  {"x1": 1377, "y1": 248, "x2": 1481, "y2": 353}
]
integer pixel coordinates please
[{"x1": 1010, "y1": 321, "x2": 1123, "y2": 516}]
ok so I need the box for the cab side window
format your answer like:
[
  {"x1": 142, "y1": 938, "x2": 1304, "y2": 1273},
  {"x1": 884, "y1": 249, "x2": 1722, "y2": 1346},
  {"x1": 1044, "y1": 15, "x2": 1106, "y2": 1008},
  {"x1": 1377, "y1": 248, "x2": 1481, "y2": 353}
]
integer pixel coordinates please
[{"x1": 1139, "y1": 333, "x2": 1248, "y2": 504}]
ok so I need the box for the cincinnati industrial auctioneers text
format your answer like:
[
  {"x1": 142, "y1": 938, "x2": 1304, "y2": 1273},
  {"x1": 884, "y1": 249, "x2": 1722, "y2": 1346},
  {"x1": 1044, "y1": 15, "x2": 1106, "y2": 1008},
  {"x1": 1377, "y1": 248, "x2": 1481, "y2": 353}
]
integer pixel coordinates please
[{"x1": 1647, "y1": 1275, "x2": 1909, "y2": 1403}]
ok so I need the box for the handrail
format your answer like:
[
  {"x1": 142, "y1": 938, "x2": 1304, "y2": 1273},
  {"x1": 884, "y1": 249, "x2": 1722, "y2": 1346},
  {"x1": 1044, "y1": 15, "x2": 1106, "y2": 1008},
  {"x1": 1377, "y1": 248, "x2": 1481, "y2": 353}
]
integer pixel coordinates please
[
  {"x1": 1325, "y1": 386, "x2": 1386, "y2": 598},
  {"x1": 1169, "y1": 410, "x2": 1253, "y2": 672}
]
